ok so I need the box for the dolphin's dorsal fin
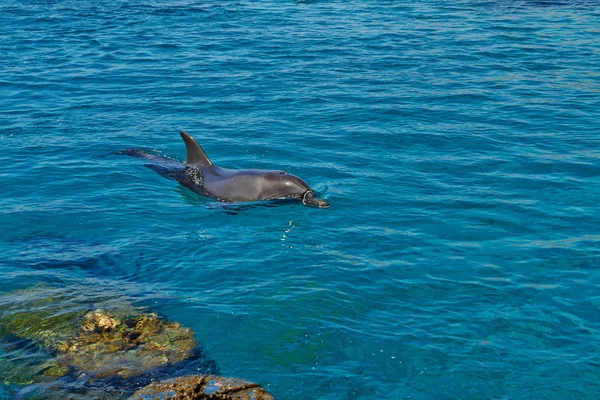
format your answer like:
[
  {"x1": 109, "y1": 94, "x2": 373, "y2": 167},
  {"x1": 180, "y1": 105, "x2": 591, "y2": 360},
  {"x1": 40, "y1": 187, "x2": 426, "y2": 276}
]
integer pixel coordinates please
[{"x1": 180, "y1": 131, "x2": 213, "y2": 167}]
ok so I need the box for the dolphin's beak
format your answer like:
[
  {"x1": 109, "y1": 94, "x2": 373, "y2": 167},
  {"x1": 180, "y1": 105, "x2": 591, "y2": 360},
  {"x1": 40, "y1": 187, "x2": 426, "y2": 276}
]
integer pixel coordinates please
[
  {"x1": 311, "y1": 198, "x2": 330, "y2": 208},
  {"x1": 302, "y1": 191, "x2": 330, "y2": 208}
]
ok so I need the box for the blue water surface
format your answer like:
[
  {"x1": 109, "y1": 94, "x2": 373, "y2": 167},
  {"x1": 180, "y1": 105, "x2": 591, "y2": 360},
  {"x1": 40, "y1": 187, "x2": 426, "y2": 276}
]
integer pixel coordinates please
[{"x1": 1, "y1": 1, "x2": 600, "y2": 399}]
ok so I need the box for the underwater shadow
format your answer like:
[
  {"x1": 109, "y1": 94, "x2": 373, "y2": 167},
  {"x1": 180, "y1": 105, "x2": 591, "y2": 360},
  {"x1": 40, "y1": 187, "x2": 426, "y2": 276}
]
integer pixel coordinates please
[{"x1": 6, "y1": 233, "x2": 125, "y2": 280}]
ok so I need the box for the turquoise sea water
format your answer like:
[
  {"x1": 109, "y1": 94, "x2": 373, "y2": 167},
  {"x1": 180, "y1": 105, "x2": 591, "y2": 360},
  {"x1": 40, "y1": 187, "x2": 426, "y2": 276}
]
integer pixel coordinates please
[{"x1": 1, "y1": 0, "x2": 600, "y2": 398}]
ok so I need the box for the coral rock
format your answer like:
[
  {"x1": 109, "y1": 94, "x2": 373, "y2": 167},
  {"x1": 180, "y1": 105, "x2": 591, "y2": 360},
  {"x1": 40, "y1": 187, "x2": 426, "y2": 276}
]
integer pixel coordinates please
[{"x1": 82, "y1": 310, "x2": 120, "y2": 332}]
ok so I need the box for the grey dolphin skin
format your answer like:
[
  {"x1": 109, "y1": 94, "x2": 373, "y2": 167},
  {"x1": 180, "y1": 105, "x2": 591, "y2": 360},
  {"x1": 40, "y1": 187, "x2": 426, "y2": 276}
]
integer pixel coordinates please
[{"x1": 121, "y1": 131, "x2": 329, "y2": 208}]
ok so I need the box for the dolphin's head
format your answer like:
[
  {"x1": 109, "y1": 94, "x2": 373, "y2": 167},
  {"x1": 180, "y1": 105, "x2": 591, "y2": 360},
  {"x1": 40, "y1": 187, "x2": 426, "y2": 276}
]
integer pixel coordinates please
[{"x1": 265, "y1": 171, "x2": 329, "y2": 208}]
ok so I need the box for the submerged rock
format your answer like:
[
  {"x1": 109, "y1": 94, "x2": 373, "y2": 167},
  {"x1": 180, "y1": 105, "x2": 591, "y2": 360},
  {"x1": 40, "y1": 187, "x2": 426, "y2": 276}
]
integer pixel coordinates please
[
  {"x1": 0, "y1": 287, "x2": 197, "y2": 381},
  {"x1": 129, "y1": 375, "x2": 275, "y2": 400},
  {"x1": 0, "y1": 342, "x2": 58, "y2": 385},
  {"x1": 18, "y1": 381, "x2": 126, "y2": 400}
]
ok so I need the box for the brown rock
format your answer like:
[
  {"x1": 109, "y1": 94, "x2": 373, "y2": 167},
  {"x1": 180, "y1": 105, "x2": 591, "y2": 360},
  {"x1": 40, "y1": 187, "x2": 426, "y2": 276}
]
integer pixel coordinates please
[{"x1": 128, "y1": 374, "x2": 276, "y2": 400}]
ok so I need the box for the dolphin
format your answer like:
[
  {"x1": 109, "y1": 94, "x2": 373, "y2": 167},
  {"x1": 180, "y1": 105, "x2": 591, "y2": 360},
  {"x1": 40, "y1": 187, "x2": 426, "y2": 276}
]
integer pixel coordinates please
[{"x1": 121, "y1": 131, "x2": 329, "y2": 208}]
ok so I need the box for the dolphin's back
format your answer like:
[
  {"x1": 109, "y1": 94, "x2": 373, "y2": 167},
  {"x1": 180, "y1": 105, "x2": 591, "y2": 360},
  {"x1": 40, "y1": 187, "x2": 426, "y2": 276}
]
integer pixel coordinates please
[{"x1": 202, "y1": 167, "x2": 281, "y2": 202}]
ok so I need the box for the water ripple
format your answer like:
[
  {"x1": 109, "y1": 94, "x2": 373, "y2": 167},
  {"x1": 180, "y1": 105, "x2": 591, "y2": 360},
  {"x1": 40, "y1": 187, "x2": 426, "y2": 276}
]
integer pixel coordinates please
[{"x1": 1, "y1": 0, "x2": 600, "y2": 399}]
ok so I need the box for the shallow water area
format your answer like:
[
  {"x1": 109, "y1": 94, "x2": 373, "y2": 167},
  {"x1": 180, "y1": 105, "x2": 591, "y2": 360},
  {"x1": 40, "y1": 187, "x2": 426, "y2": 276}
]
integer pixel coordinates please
[{"x1": 1, "y1": 0, "x2": 600, "y2": 399}]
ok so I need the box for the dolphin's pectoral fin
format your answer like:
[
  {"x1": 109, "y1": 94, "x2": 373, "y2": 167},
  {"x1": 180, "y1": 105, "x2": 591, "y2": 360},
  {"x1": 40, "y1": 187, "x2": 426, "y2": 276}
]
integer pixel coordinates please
[{"x1": 180, "y1": 131, "x2": 213, "y2": 167}]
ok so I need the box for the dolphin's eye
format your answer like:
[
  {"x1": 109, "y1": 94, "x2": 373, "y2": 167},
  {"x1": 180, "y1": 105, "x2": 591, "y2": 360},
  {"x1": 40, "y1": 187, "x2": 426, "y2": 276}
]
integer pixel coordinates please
[{"x1": 278, "y1": 171, "x2": 287, "y2": 175}]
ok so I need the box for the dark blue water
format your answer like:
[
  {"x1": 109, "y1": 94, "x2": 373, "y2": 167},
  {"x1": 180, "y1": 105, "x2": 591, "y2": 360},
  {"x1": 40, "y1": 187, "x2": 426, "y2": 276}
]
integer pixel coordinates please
[{"x1": 1, "y1": 1, "x2": 600, "y2": 398}]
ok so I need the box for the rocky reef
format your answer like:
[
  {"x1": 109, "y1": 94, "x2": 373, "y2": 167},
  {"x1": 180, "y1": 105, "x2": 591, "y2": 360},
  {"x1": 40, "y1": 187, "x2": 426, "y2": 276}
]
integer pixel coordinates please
[
  {"x1": 0, "y1": 285, "x2": 274, "y2": 399},
  {"x1": 57, "y1": 309, "x2": 196, "y2": 379}
]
